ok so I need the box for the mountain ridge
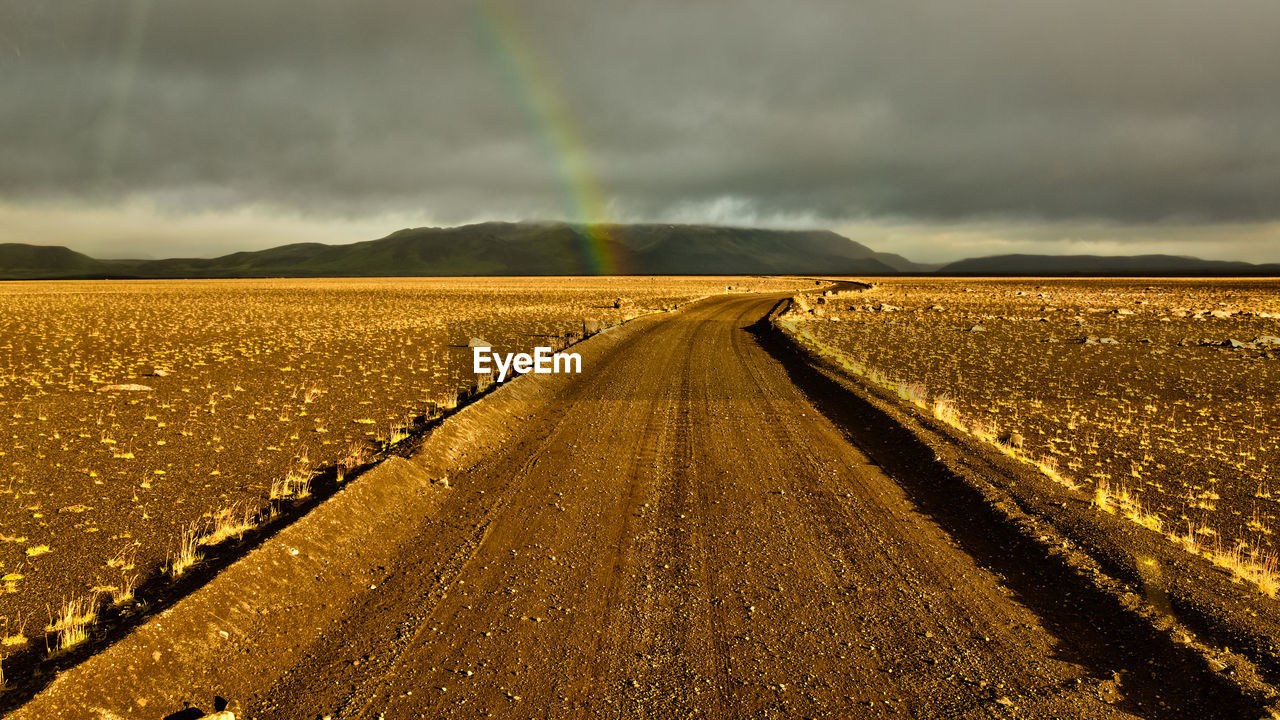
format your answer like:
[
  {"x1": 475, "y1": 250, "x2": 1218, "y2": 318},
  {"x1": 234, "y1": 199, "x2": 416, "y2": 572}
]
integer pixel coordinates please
[
  {"x1": 0, "y1": 222, "x2": 925, "y2": 279},
  {"x1": 2, "y1": 224, "x2": 1277, "y2": 279}
]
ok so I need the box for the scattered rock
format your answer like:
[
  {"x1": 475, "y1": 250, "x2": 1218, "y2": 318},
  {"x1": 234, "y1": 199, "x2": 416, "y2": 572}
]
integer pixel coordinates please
[
  {"x1": 998, "y1": 431, "x2": 1025, "y2": 450},
  {"x1": 97, "y1": 383, "x2": 154, "y2": 392},
  {"x1": 1202, "y1": 338, "x2": 1259, "y2": 349},
  {"x1": 968, "y1": 325, "x2": 986, "y2": 332}
]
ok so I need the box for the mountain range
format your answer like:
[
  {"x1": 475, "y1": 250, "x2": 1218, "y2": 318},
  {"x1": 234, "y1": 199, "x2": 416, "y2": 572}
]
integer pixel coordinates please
[
  {"x1": 938, "y1": 253, "x2": 1280, "y2": 275},
  {"x1": 0, "y1": 222, "x2": 1275, "y2": 279}
]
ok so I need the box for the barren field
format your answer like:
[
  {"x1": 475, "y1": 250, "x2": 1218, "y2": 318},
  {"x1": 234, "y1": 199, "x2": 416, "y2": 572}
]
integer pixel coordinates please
[
  {"x1": 0, "y1": 277, "x2": 794, "y2": 653},
  {"x1": 11, "y1": 289, "x2": 1275, "y2": 719},
  {"x1": 792, "y1": 278, "x2": 1280, "y2": 593},
  {"x1": 3, "y1": 278, "x2": 1278, "y2": 718}
]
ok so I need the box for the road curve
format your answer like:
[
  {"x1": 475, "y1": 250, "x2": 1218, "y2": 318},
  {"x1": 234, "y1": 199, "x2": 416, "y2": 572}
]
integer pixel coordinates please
[{"x1": 9, "y1": 292, "x2": 1263, "y2": 719}]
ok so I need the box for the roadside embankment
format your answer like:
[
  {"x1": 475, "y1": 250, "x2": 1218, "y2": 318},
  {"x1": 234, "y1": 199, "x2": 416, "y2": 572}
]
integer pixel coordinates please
[{"x1": 769, "y1": 290, "x2": 1280, "y2": 710}]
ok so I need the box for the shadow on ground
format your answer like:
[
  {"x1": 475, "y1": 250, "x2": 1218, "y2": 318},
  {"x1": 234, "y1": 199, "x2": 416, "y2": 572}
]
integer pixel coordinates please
[{"x1": 746, "y1": 308, "x2": 1265, "y2": 719}]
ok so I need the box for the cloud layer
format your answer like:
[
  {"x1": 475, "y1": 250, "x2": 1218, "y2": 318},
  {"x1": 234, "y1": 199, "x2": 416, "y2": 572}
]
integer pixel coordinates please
[{"x1": 2, "y1": 0, "x2": 1278, "y2": 259}]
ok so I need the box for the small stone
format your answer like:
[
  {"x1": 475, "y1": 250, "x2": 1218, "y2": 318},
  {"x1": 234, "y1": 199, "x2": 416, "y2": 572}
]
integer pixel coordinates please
[{"x1": 97, "y1": 383, "x2": 154, "y2": 392}]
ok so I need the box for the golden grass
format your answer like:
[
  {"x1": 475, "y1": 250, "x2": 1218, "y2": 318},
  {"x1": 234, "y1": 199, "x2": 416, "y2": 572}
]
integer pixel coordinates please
[
  {"x1": 270, "y1": 465, "x2": 313, "y2": 501},
  {"x1": 45, "y1": 595, "x2": 98, "y2": 653},
  {"x1": 110, "y1": 574, "x2": 138, "y2": 606},
  {"x1": 780, "y1": 293, "x2": 1280, "y2": 598},
  {"x1": 932, "y1": 395, "x2": 963, "y2": 429},
  {"x1": 337, "y1": 441, "x2": 374, "y2": 483},
  {"x1": 1093, "y1": 481, "x2": 1114, "y2": 512},
  {"x1": 198, "y1": 504, "x2": 257, "y2": 547},
  {"x1": 969, "y1": 419, "x2": 996, "y2": 444},
  {"x1": 1, "y1": 616, "x2": 27, "y2": 649},
  {"x1": 386, "y1": 419, "x2": 412, "y2": 446},
  {"x1": 167, "y1": 522, "x2": 203, "y2": 577}
]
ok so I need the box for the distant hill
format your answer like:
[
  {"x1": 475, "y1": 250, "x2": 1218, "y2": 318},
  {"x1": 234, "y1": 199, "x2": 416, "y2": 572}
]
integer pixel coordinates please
[
  {"x1": 0, "y1": 222, "x2": 926, "y2": 279},
  {"x1": 0, "y1": 243, "x2": 109, "y2": 279},
  {"x1": 938, "y1": 253, "x2": 1280, "y2": 276}
]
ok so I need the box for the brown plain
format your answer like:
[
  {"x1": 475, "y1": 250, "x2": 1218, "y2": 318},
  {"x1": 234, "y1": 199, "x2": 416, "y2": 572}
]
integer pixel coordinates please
[{"x1": 0, "y1": 277, "x2": 794, "y2": 646}]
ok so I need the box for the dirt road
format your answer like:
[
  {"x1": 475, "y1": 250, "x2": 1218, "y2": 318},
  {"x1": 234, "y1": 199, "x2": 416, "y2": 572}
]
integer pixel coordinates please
[{"x1": 10, "y1": 293, "x2": 1267, "y2": 719}]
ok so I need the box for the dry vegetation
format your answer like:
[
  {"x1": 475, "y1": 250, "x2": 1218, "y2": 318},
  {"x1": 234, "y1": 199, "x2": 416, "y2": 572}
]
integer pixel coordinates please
[
  {"x1": 782, "y1": 278, "x2": 1280, "y2": 595},
  {"x1": 0, "y1": 276, "x2": 793, "y2": 656}
]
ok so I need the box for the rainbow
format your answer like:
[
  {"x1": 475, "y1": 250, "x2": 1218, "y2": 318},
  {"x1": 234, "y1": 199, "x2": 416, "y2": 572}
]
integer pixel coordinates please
[{"x1": 473, "y1": 1, "x2": 624, "y2": 275}]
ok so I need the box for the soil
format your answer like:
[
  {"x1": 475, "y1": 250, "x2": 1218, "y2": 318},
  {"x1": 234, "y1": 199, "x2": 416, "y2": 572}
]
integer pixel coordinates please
[{"x1": 4, "y1": 291, "x2": 1275, "y2": 719}]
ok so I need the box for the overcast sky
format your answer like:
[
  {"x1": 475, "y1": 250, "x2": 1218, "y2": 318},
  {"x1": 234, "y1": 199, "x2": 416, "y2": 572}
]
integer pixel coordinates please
[{"x1": 2, "y1": 0, "x2": 1278, "y2": 262}]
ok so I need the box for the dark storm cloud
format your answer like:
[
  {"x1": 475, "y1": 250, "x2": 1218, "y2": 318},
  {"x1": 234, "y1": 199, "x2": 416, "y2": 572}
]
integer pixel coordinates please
[{"x1": 2, "y1": 0, "x2": 1279, "y2": 256}]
